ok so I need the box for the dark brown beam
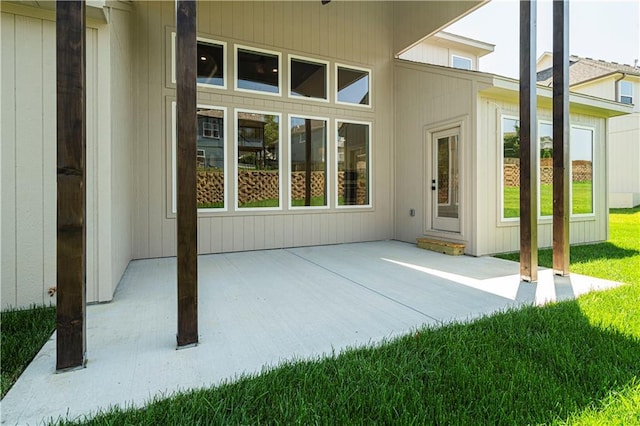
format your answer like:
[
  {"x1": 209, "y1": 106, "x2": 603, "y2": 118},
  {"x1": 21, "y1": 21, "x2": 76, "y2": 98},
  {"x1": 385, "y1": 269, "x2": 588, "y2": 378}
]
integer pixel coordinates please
[
  {"x1": 552, "y1": 0, "x2": 570, "y2": 276},
  {"x1": 519, "y1": 0, "x2": 538, "y2": 282},
  {"x1": 56, "y1": 0, "x2": 87, "y2": 371},
  {"x1": 176, "y1": 0, "x2": 198, "y2": 347},
  {"x1": 304, "y1": 119, "x2": 312, "y2": 206}
]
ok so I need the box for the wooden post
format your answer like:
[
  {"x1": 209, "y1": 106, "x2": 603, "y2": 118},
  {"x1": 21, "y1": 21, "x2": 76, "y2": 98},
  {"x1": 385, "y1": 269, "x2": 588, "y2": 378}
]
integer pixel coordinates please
[
  {"x1": 56, "y1": 0, "x2": 87, "y2": 371},
  {"x1": 176, "y1": 0, "x2": 198, "y2": 347},
  {"x1": 519, "y1": 0, "x2": 538, "y2": 282},
  {"x1": 304, "y1": 119, "x2": 312, "y2": 206},
  {"x1": 553, "y1": 0, "x2": 570, "y2": 276}
]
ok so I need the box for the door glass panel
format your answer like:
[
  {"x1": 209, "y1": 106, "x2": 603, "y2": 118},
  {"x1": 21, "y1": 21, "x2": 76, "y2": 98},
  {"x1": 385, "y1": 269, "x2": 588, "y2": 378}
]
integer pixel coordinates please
[{"x1": 437, "y1": 135, "x2": 459, "y2": 219}]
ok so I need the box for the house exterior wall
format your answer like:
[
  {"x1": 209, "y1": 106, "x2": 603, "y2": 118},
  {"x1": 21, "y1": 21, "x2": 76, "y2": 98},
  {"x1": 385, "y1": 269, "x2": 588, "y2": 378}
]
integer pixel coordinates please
[
  {"x1": 394, "y1": 60, "x2": 609, "y2": 256},
  {"x1": 0, "y1": 3, "x2": 133, "y2": 308},
  {"x1": 130, "y1": 1, "x2": 397, "y2": 260},
  {"x1": 399, "y1": 38, "x2": 480, "y2": 70}
]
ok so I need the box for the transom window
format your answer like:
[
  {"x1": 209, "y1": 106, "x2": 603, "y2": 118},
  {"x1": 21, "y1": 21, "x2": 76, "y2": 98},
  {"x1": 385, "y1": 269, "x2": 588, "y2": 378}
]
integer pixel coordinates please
[
  {"x1": 619, "y1": 80, "x2": 633, "y2": 104},
  {"x1": 336, "y1": 64, "x2": 371, "y2": 107},
  {"x1": 289, "y1": 56, "x2": 329, "y2": 101},
  {"x1": 171, "y1": 34, "x2": 226, "y2": 89},
  {"x1": 452, "y1": 55, "x2": 472, "y2": 70},
  {"x1": 235, "y1": 46, "x2": 281, "y2": 95}
]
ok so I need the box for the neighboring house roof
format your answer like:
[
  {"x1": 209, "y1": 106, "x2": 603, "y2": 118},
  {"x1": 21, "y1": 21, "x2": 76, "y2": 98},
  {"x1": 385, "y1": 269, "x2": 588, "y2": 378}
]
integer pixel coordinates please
[{"x1": 537, "y1": 54, "x2": 640, "y2": 87}]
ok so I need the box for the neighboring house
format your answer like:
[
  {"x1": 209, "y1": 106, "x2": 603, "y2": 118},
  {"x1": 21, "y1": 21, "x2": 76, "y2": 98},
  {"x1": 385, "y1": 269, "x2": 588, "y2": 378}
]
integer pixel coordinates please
[
  {"x1": 537, "y1": 53, "x2": 640, "y2": 208},
  {"x1": 399, "y1": 31, "x2": 495, "y2": 71},
  {"x1": 1, "y1": 1, "x2": 631, "y2": 309}
]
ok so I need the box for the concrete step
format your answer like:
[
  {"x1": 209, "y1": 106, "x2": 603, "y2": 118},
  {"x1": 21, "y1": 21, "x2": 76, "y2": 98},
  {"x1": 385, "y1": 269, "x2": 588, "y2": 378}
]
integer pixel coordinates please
[{"x1": 416, "y1": 237, "x2": 465, "y2": 256}]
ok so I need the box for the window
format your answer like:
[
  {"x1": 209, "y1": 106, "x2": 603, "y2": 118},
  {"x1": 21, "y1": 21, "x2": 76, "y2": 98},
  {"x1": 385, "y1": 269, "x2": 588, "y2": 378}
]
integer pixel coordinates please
[
  {"x1": 502, "y1": 116, "x2": 520, "y2": 219},
  {"x1": 290, "y1": 116, "x2": 328, "y2": 208},
  {"x1": 538, "y1": 122, "x2": 553, "y2": 217},
  {"x1": 452, "y1": 55, "x2": 472, "y2": 70},
  {"x1": 289, "y1": 56, "x2": 329, "y2": 101},
  {"x1": 172, "y1": 103, "x2": 227, "y2": 212},
  {"x1": 171, "y1": 34, "x2": 226, "y2": 89},
  {"x1": 571, "y1": 127, "x2": 594, "y2": 215},
  {"x1": 619, "y1": 80, "x2": 633, "y2": 104},
  {"x1": 236, "y1": 110, "x2": 281, "y2": 209},
  {"x1": 336, "y1": 64, "x2": 371, "y2": 107},
  {"x1": 235, "y1": 46, "x2": 281, "y2": 95},
  {"x1": 337, "y1": 121, "x2": 371, "y2": 207}
]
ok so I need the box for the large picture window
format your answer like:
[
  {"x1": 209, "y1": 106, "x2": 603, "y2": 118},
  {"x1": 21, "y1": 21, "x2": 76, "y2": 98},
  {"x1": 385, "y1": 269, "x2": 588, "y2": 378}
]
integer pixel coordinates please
[
  {"x1": 172, "y1": 103, "x2": 227, "y2": 212},
  {"x1": 235, "y1": 46, "x2": 281, "y2": 95},
  {"x1": 337, "y1": 121, "x2": 371, "y2": 207},
  {"x1": 235, "y1": 110, "x2": 281, "y2": 209},
  {"x1": 538, "y1": 122, "x2": 553, "y2": 217},
  {"x1": 502, "y1": 116, "x2": 520, "y2": 219},
  {"x1": 290, "y1": 116, "x2": 328, "y2": 208},
  {"x1": 289, "y1": 56, "x2": 328, "y2": 101},
  {"x1": 571, "y1": 127, "x2": 594, "y2": 215},
  {"x1": 336, "y1": 64, "x2": 370, "y2": 107}
]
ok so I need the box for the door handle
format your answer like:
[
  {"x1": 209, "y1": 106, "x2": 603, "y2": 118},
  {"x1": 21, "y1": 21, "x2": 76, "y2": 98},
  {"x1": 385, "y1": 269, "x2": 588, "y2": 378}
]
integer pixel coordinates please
[{"x1": 431, "y1": 179, "x2": 436, "y2": 191}]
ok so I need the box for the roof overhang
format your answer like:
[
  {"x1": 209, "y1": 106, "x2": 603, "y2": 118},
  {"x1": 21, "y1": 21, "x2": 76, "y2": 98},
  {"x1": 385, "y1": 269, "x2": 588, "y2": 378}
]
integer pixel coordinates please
[
  {"x1": 482, "y1": 75, "x2": 633, "y2": 118},
  {"x1": 3, "y1": 0, "x2": 110, "y2": 23}
]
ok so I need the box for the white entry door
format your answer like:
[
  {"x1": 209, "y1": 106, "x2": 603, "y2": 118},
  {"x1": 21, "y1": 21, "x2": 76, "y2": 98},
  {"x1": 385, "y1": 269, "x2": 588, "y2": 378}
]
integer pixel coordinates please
[{"x1": 431, "y1": 128, "x2": 461, "y2": 233}]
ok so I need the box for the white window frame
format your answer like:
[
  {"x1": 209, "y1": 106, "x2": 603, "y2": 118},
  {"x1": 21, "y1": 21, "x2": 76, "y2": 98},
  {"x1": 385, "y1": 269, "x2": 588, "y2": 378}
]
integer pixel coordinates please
[
  {"x1": 172, "y1": 102, "x2": 228, "y2": 213},
  {"x1": 288, "y1": 54, "x2": 330, "y2": 103},
  {"x1": 335, "y1": 63, "x2": 372, "y2": 108},
  {"x1": 171, "y1": 33, "x2": 227, "y2": 90},
  {"x1": 335, "y1": 119, "x2": 372, "y2": 209},
  {"x1": 537, "y1": 120, "x2": 553, "y2": 219},
  {"x1": 500, "y1": 115, "x2": 521, "y2": 222},
  {"x1": 234, "y1": 108, "x2": 283, "y2": 211},
  {"x1": 235, "y1": 45, "x2": 282, "y2": 97},
  {"x1": 288, "y1": 114, "x2": 331, "y2": 210},
  {"x1": 451, "y1": 55, "x2": 472, "y2": 70},
  {"x1": 570, "y1": 124, "x2": 596, "y2": 218},
  {"x1": 619, "y1": 80, "x2": 633, "y2": 104}
]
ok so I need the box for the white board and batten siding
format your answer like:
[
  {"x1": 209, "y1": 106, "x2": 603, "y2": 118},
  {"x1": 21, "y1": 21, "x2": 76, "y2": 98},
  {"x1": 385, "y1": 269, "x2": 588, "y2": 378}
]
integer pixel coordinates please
[
  {"x1": 131, "y1": 1, "x2": 397, "y2": 260},
  {"x1": 1, "y1": 4, "x2": 134, "y2": 308}
]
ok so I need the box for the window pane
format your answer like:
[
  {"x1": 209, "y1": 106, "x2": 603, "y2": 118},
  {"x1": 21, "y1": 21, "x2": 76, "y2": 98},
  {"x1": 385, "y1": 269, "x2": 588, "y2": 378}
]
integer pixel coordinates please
[
  {"x1": 502, "y1": 117, "x2": 520, "y2": 218},
  {"x1": 237, "y1": 48, "x2": 279, "y2": 93},
  {"x1": 291, "y1": 58, "x2": 327, "y2": 100},
  {"x1": 571, "y1": 127, "x2": 593, "y2": 214},
  {"x1": 337, "y1": 66, "x2": 369, "y2": 105},
  {"x1": 620, "y1": 81, "x2": 633, "y2": 104},
  {"x1": 237, "y1": 112, "x2": 280, "y2": 208},
  {"x1": 337, "y1": 122, "x2": 369, "y2": 206},
  {"x1": 539, "y1": 122, "x2": 553, "y2": 217},
  {"x1": 197, "y1": 41, "x2": 224, "y2": 86},
  {"x1": 452, "y1": 56, "x2": 472, "y2": 70},
  {"x1": 290, "y1": 117, "x2": 327, "y2": 207},
  {"x1": 191, "y1": 107, "x2": 224, "y2": 209}
]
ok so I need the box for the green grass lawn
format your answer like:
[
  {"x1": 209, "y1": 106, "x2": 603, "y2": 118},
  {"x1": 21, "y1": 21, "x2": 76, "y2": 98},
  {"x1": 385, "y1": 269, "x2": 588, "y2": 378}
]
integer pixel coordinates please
[
  {"x1": 504, "y1": 181, "x2": 594, "y2": 218},
  {"x1": 0, "y1": 305, "x2": 56, "y2": 398},
  {"x1": 2, "y1": 209, "x2": 638, "y2": 425}
]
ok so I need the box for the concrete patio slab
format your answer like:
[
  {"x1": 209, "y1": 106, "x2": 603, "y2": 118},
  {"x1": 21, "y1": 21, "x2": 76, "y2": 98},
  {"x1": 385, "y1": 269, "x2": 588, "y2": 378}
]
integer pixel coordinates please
[{"x1": 1, "y1": 241, "x2": 622, "y2": 425}]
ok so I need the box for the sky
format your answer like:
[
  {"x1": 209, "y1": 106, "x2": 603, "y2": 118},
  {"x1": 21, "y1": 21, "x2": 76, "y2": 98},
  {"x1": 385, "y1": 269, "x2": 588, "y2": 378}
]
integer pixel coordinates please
[{"x1": 446, "y1": 0, "x2": 640, "y2": 79}]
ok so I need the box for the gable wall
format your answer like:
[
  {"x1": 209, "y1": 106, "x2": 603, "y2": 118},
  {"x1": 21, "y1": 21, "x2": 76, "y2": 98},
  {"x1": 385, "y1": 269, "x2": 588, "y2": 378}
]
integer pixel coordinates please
[{"x1": 131, "y1": 1, "x2": 396, "y2": 259}]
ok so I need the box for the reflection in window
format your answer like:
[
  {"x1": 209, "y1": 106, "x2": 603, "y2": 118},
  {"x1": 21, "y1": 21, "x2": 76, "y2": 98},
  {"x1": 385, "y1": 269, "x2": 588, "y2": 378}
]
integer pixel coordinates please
[
  {"x1": 619, "y1": 80, "x2": 633, "y2": 104},
  {"x1": 337, "y1": 121, "x2": 370, "y2": 206},
  {"x1": 237, "y1": 111, "x2": 280, "y2": 208},
  {"x1": 539, "y1": 122, "x2": 553, "y2": 217},
  {"x1": 290, "y1": 117, "x2": 327, "y2": 207},
  {"x1": 502, "y1": 117, "x2": 520, "y2": 219},
  {"x1": 571, "y1": 127, "x2": 594, "y2": 214},
  {"x1": 337, "y1": 66, "x2": 370, "y2": 106},
  {"x1": 290, "y1": 57, "x2": 327, "y2": 100},
  {"x1": 236, "y1": 47, "x2": 280, "y2": 94},
  {"x1": 196, "y1": 107, "x2": 225, "y2": 209},
  {"x1": 197, "y1": 40, "x2": 224, "y2": 87}
]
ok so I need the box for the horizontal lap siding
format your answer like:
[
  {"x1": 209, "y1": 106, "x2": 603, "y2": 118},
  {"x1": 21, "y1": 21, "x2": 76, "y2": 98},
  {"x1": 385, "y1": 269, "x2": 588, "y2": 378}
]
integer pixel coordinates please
[{"x1": 133, "y1": 1, "x2": 394, "y2": 259}]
